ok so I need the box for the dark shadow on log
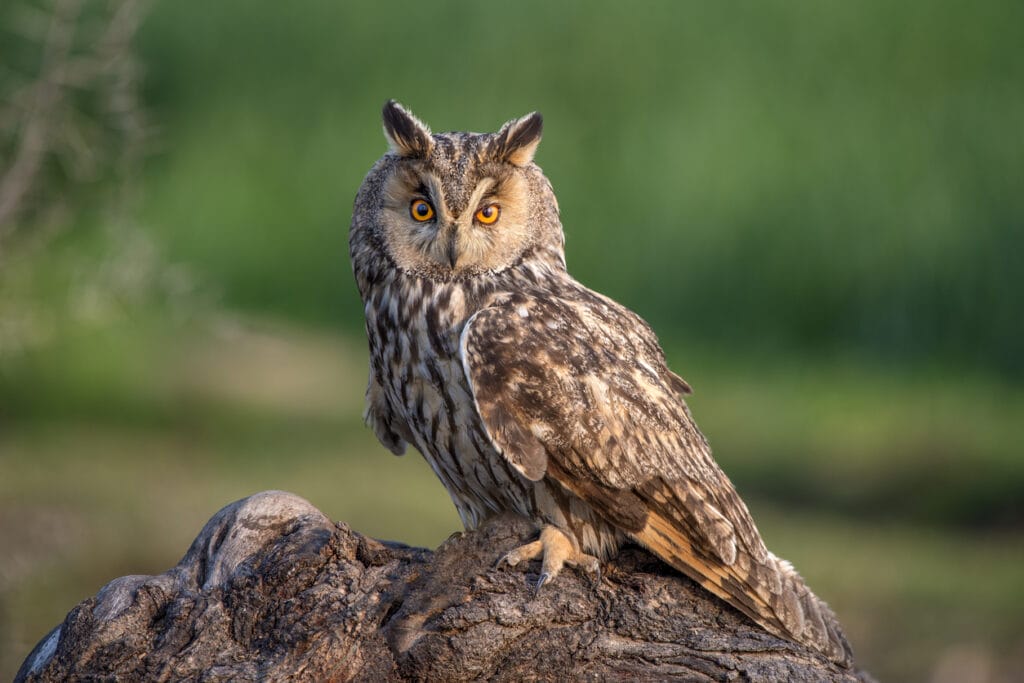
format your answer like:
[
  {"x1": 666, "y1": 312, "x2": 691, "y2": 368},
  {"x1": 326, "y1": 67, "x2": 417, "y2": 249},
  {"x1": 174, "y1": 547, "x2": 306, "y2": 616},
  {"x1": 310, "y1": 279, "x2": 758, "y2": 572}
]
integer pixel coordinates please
[{"x1": 17, "y1": 491, "x2": 874, "y2": 682}]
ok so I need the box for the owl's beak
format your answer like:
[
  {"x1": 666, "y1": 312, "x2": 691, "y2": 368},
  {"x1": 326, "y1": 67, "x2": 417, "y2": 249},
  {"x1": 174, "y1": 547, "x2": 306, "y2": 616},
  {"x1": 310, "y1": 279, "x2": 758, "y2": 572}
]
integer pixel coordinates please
[
  {"x1": 436, "y1": 221, "x2": 462, "y2": 269},
  {"x1": 446, "y1": 235, "x2": 459, "y2": 269}
]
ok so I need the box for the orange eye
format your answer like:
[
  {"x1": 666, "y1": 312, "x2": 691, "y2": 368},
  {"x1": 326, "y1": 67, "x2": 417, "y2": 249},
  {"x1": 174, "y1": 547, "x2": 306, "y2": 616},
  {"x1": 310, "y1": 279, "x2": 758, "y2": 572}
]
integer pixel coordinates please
[
  {"x1": 475, "y1": 203, "x2": 500, "y2": 225},
  {"x1": 410, "y1": 199, "x2": 434, "y2": 222}
]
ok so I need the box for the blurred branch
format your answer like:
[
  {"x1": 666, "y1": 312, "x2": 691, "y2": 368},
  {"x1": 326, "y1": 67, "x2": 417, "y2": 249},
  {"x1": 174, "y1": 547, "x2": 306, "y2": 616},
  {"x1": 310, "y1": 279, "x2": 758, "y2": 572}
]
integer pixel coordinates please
[
  {"x1": 0, "y1": 0, "x2": 79, "y2": 237},
  {"x1": 0, "y1": 0, "x2": 165, "y2": 359},
  {"x1": 0, "y1": 0, "x2": 149, "y2": 257}
]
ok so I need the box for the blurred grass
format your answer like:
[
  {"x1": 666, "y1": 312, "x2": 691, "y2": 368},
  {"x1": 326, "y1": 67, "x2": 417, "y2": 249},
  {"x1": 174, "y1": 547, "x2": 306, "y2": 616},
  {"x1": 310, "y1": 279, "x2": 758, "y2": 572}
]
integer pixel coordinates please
[
  {"x1": 3, "y1": 1, "x2": 1024, "y2": 682},
  {"x1": 5, "y1": 308, "x2": 1021, "y2": 530},
  {"x1": 679, "y1": 347, "x2": 1024, "y2": 528},
  {"x1": 133, "y1": 0, "x2": 1024, "y2": 375}
]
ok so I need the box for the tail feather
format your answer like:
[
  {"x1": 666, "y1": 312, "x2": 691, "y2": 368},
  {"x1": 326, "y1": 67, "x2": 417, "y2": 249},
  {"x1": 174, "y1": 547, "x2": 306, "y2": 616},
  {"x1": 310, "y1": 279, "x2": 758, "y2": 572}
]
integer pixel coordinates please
[{"x1": 635, "y1": 512, "x2": 854, "y2": 667}]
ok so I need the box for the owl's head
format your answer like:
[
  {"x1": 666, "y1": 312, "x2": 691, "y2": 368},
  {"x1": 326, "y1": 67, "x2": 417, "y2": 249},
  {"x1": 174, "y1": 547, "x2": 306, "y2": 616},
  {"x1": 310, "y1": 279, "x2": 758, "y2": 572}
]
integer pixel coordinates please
[{"x1": 351, "y1": 101, "x2": 565, "y2": 283}]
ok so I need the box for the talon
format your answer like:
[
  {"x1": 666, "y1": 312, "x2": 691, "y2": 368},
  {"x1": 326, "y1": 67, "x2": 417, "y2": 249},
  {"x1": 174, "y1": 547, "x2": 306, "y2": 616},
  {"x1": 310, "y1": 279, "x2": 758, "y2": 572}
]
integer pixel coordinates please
[{"x1": 495, "y1": 525, "x2": 599, "y2": 590}]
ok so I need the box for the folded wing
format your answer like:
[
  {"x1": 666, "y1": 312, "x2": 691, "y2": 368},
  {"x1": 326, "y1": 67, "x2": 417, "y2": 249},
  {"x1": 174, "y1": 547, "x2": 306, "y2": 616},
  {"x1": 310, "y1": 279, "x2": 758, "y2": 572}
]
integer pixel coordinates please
[{"x1": 460, "y1": 289, "x2": 852, "y2": 666}]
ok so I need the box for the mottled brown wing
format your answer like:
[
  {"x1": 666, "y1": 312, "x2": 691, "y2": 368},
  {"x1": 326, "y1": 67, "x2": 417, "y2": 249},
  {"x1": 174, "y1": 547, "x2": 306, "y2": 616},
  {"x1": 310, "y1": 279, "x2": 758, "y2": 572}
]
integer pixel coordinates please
[{"x1": 460, "y1": 289, "x2": 853, "y2": 666}]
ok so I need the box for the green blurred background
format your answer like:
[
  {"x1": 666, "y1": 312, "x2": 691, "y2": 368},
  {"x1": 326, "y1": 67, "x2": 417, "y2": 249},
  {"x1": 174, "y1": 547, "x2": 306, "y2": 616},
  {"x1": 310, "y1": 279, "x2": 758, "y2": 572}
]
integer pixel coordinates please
[{"x1": 1, "y1": 1, "x2": 1022, "y2": 680}]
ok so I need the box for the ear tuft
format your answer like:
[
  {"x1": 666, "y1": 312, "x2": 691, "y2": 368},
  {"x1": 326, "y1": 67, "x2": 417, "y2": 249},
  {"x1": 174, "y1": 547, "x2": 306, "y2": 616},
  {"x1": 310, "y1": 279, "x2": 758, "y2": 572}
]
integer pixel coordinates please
[
  {"x1": 382, "y1": 100, "x2": 433, "y2": 158},
  {"x1": 489, "y1": 112, "x2": 543, "y2": 166}
]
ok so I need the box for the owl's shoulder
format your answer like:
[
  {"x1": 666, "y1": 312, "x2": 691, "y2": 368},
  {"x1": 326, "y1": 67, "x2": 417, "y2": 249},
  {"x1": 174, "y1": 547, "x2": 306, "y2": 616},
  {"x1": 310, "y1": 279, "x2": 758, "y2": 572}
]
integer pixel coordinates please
[{"x1": 467, "y1": 278, "x2": 685, "y2": 387}]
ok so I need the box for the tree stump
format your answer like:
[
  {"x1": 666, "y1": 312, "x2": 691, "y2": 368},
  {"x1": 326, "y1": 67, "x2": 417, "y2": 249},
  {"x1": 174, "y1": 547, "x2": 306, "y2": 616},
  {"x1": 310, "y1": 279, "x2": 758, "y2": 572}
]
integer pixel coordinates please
[{"x1": 17, "y1": 491, "x2": 872, "y2": 682}]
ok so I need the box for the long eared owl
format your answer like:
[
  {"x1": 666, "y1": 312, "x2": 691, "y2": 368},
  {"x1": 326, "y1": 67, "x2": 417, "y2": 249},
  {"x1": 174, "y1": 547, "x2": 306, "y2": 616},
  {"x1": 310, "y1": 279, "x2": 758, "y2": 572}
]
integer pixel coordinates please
[{"x1": 349, "y1": 100, "x2": 853, "y2": 666}]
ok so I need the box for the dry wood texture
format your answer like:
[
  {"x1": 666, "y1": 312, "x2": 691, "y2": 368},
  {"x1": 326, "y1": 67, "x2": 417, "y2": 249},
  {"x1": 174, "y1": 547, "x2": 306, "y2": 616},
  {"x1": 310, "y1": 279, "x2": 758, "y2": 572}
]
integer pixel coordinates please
[{"x1": 17, "y1": 491, "x2": 872, "y2": 682}]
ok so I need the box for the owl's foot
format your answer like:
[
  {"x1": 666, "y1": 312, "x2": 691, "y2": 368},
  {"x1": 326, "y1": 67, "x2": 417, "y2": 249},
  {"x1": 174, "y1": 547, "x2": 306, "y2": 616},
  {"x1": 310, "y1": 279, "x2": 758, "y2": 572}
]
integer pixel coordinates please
[{"x1": 498, "y1": 525, "x2": 600, "y2": 591}]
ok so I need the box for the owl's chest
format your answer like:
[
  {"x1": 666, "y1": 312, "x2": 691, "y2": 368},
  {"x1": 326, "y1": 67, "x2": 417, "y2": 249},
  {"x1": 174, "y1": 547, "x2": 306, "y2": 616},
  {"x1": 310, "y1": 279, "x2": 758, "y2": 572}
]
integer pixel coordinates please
[
  {"x1": 367, "y1": 292, "x2": 534, "y2": 526},
  {"x1": 362, "y1": 274, "x2": 513, "y2": 427},
  {"x1": 365, "y1": 287, "x2": 474, "y2": 430},
  {"x1": 384, "y1": 333, "x2": 476, "y2": 449}
]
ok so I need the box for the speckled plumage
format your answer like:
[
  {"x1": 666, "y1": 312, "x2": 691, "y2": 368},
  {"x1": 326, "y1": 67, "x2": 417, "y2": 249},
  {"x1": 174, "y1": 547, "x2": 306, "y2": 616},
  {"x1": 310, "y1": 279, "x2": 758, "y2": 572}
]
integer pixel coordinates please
[{"x1": 349, "y1": 101, "x2": 853, "y2": 666}]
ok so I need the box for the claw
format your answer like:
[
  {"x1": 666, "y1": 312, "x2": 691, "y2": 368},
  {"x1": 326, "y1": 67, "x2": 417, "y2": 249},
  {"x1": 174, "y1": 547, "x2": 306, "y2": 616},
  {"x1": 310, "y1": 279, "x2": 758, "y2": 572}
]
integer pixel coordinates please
[{"x1": 495, "y1": 525, "x2": 602, "y2": 591}]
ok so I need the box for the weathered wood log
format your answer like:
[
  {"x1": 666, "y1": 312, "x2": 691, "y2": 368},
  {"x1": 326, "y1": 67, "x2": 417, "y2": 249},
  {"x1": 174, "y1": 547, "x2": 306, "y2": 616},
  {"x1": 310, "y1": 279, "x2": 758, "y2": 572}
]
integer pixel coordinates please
[{"x1": 17, "y1": 491, "x2": 873, "y2": 682}]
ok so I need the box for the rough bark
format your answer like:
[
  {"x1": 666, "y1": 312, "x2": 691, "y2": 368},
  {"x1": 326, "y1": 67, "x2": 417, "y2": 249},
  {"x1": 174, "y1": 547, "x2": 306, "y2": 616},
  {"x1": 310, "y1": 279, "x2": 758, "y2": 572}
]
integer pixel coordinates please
[{"x1": 17, "y1": 491, "x2": 872, "y2": 682}]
